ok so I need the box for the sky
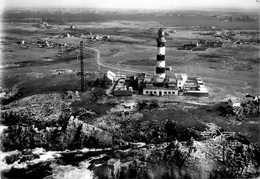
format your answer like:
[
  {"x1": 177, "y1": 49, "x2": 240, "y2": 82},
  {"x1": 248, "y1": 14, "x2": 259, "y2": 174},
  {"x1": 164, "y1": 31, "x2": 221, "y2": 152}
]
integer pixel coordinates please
[{"x1": 1, "y1": 0, "x2": 259, "y2": 11}]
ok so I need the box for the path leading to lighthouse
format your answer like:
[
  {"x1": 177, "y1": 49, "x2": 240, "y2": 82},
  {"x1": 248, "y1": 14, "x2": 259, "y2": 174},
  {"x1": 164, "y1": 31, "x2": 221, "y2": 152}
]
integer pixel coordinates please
[{"x1": 85, "y1": 46, "x2": 153, "y2": 75}]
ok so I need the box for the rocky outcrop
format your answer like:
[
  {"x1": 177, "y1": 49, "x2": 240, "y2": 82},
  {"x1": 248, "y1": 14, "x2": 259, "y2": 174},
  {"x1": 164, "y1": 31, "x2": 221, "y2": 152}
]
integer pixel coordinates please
[
  {"x1": 2, "y1": 129, "x2": 260, "y2": 179},
  {"x1": 1, "y1": 115, "x2": 113, "y2": 152},
  {"x1": 1, "y1": 92, "x2": 260, "y2": 178},
  {"x1": 0, "y1": 84, "x2": 24, "y2": 105},
  {"x1": 91, "y1": 139, "x2": 260, "y2": 179}
]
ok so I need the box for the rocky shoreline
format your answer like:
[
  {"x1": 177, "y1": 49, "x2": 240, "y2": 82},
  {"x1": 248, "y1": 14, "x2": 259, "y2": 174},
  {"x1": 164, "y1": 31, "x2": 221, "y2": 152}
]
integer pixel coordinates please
[{"x1": 1, "y1": 91, "x2": 260, "y2": 178}]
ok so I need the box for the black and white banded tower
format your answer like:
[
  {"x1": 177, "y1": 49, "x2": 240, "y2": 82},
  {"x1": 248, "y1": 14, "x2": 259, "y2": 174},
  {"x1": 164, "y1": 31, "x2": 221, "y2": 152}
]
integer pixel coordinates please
[{"x1": 156, "y1": 28, "x2": 166, "y2": 82}]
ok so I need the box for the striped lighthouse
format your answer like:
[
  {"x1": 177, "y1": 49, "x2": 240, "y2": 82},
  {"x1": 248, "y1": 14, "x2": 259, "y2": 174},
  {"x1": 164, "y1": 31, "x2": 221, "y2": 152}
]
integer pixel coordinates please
[{"x1": 156, "y1": 28, "x2": 166, "y2": 82}]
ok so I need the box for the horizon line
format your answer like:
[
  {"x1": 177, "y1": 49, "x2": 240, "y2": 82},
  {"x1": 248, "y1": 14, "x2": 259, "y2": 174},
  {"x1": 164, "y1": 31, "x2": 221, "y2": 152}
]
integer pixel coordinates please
[{"x1": 3, "y1": 6, "x2": 259, "y2": 13}]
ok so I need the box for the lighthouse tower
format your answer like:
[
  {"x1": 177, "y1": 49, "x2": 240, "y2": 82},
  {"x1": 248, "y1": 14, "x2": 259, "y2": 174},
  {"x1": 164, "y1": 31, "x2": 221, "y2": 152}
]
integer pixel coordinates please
[{"x1": 156, "y1": 28, "x2": 166, "y2": 82}]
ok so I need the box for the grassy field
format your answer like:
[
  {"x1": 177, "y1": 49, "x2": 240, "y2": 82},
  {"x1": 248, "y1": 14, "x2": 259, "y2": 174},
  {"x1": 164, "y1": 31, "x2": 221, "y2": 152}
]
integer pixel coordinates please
[{"x1": 1, "y1": 9, "x2": 259, "y2": 92}]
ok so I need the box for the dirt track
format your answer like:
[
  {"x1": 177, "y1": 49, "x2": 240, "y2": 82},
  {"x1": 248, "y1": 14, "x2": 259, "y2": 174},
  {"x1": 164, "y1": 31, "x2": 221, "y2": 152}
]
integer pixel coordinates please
[{"x1": 86, "y1": 46, "x2": 153, "y2": 75}]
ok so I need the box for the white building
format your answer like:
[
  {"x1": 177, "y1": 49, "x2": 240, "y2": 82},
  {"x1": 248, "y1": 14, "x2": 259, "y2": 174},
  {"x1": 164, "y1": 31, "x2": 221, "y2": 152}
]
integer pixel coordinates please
[{"x1": 143, "y1": 87, "x2": 178, "y2": 96}]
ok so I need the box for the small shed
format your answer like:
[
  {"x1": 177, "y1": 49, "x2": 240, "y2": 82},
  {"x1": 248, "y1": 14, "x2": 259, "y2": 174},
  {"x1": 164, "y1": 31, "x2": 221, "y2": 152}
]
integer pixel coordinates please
[
  {"x1": 122, "y1": 101, "x2": 137, "y2": 110},
  {"x1": 227, "y1": 99, "x2": 241, "y2": 107}
]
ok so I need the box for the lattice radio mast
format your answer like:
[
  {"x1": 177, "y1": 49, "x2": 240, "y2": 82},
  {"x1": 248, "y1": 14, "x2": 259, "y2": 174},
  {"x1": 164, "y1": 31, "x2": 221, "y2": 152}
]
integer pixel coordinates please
[{"x1": 80, "y1": 41, "x2": 84, "y2": 91}]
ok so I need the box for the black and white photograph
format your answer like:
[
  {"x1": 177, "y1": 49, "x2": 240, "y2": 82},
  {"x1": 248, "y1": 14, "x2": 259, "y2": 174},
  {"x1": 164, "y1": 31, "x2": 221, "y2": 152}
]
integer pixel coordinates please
[{"x1": 0, "y1": 0, "x2": 259, "y2": 178}]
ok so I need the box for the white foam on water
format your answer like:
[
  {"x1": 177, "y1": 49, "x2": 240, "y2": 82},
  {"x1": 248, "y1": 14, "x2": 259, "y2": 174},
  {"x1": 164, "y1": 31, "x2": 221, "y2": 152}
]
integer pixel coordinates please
[
  {"x1": 80, "y1": 148, "x2": 90, "y2": 152},
  {"x1": 0, "y1": 150, "x2": 20, "y2": 171},
  {"x1": 0, "y1": 64, "x2": 20, "y2": 69},
  {"x1": 51, "y1": 160, "x2": 94, "y2": 179},
  {"x1": 0, "y1": 149, "x2": 61, "y2": 171},
  {"x1": 32, "y1": 147, "x2": 46, "y2": 155},
  {"x1": 0, "y1": 139, "x2": 62, "y2": 171},
  {"x1": 0, "y1": 125, "x2": 7, "y2": 136},
  {"x1": 9, "y1": 161, "x2": 28, "y2": 169},
  {"x1": 31, "y1": 149, "x2": 61, "y2": 164},
  {"x1": 0, "y1": 125, "x2": 10, "y2": 170},
  {"x1": 51, "y1": 153, "x2": 107, "y2": 179},
  {"x1": 0, "y1": 145, "x2": 109, "y2": 171},
  {"x1": 79, "y1": 147, "x2": 111, "y2": 153}
]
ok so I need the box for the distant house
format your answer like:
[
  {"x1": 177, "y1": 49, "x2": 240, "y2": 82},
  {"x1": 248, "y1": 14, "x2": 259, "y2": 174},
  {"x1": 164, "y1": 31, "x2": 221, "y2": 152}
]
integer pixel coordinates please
[
  {"x1": 42, "y1": 22, "x2": 48, "y2": 26},
  {"x1": 227, "y1": 99, "x2": 241, "y2": 107},
  {"x1": 122, "y1": 101, "x2": 137, "y2": 110},
  {"x1": 94, "y1": 34, "x2": 99, "y2": 40}
]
